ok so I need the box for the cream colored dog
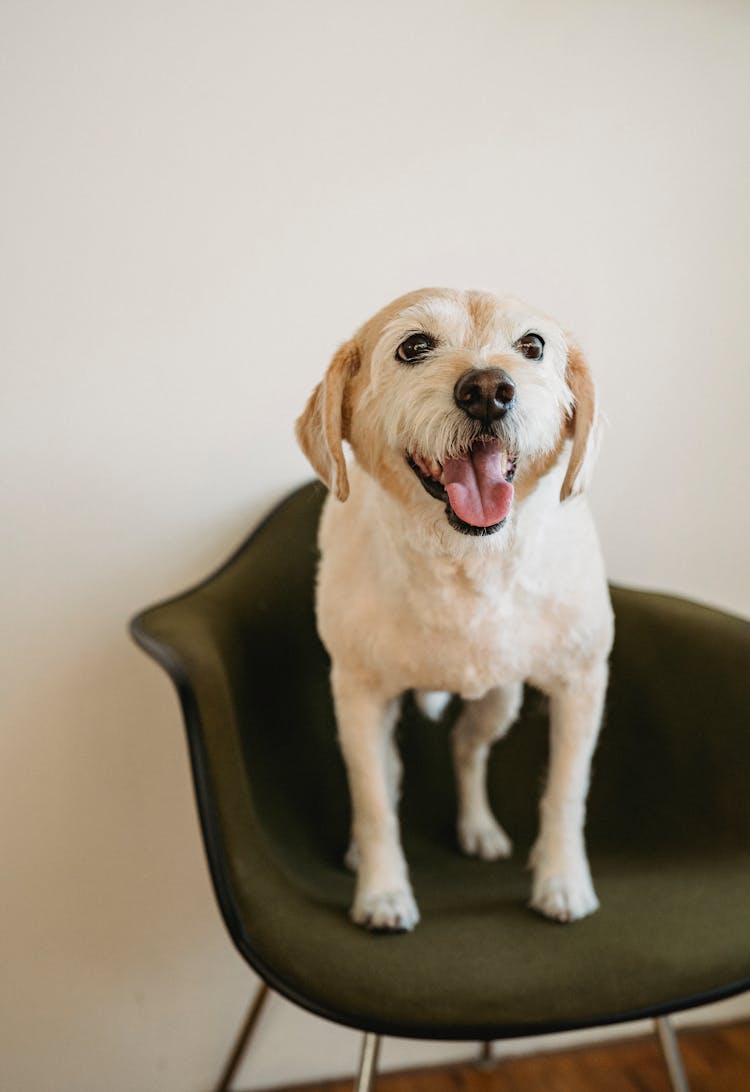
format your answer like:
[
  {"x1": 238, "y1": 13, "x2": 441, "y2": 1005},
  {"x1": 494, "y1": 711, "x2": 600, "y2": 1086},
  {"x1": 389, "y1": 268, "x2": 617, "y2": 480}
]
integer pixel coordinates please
[{"x1": 296, "y1": 287, "x2": 613, "y2": 931}]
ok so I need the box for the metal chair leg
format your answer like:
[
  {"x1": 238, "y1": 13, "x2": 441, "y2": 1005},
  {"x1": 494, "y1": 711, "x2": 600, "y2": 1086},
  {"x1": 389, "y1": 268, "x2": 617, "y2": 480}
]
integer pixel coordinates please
[
  {"x1": 213, "y1": 981, "x2": 271, "y2": 1092},
  {"x1": 354, "y1": 1032, "x2": 381, "y2": 1092},
  {"x1": 655, "y1": 1016, "x2": 691, "y2": 1092},
  {"x1": 476, "y1": 1040, "x2": 495, "y2": 1070}
]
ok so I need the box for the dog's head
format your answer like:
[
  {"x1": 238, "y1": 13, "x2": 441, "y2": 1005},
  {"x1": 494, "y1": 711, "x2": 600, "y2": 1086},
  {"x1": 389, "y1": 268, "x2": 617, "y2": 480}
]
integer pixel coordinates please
[{"x1": 296, "y1": 288, "x2": 600, "y2": 544}]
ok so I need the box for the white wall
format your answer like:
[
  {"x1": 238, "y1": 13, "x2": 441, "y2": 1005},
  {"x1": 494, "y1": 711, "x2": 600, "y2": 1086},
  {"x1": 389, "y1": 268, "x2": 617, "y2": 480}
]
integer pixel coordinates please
[{"x1": 2, "y1": 2, "x2": 749, "y2": 1090}]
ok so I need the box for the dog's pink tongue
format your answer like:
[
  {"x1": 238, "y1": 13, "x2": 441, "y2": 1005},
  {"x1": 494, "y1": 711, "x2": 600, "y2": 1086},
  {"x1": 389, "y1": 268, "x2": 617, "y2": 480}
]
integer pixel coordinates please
[{"x1": 443, "y1": 441, "x2": 513, "y2": 527}]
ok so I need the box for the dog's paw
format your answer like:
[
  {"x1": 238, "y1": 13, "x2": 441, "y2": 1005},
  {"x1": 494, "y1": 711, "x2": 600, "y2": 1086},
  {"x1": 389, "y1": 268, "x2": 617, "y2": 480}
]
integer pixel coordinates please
[
  {"x1": 350, "y1": 886, "x2": 420, "y2": 932},
  {"x1": 458, "y1": 815, "x2": 513, "y2": 861},
  {"x1": 530, "y1": 864, "x2": 599, "y2": 923}
]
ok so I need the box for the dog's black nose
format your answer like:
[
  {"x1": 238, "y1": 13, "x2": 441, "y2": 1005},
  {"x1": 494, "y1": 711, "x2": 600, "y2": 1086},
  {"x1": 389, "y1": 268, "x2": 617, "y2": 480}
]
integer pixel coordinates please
[{"x1": 454, "y1": 367, "x2": 516, "y2": 424}]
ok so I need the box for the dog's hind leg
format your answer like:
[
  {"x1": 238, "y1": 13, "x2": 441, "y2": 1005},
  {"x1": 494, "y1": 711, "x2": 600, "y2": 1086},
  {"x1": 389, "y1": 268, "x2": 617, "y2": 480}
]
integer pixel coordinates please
[
  {"x1": 414, "y1": 690, "x2": 452, "y2": 721},
  {"x1": 333, "y1": 672, "x2": 418, "y2": 931},
  {"x1": 452, "y1": 682, "x2": 523, "y2": 860}
]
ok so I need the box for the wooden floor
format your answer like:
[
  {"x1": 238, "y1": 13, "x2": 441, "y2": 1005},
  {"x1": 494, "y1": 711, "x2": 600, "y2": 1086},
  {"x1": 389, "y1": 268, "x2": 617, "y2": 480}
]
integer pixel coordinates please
[{"x1": 273, "y1": 1021, "x2": 750, "y2": 1092}]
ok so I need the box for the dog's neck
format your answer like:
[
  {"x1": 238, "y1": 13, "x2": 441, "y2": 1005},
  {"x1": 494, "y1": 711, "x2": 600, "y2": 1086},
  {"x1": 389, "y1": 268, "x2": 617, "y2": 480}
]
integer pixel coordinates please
[{"x1": 348, "y1": 458, "x2": 566, "y2": 583}]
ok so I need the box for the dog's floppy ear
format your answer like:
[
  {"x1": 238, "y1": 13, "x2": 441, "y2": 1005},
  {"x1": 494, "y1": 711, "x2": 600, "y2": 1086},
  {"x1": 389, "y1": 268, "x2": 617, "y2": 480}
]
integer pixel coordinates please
[
  {"x1": 295, "y1": 338, "x2": 360, "y2": 502},
  {"x1": 560, "y1": 340, "x2": 601, "y2": 502}
]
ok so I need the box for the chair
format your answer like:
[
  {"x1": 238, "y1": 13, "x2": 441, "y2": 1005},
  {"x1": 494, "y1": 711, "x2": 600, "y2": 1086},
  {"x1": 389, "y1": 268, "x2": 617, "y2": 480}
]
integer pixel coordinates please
[{"x1": 130, "y1": 481, "x2": 750, "y2": 1092}]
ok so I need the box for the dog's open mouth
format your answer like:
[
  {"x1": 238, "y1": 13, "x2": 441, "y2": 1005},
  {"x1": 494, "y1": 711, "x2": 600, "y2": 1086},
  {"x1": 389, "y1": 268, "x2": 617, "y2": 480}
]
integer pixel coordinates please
[{"x1": 407, "y1": 439, "x2": 517, "y2": 536}]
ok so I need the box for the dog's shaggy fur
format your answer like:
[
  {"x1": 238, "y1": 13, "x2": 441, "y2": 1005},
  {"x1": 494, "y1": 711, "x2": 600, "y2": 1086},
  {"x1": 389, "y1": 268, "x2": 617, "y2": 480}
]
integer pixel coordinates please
[{"x1": 296, "y1": 288, "x2": 613, "y2": 931}]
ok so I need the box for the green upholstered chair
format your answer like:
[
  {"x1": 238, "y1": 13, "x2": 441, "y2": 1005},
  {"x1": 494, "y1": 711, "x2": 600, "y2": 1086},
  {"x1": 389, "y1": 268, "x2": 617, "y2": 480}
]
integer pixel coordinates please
[{"x1": 130, "y1": 482, "x2": 750, "y2": 1092}]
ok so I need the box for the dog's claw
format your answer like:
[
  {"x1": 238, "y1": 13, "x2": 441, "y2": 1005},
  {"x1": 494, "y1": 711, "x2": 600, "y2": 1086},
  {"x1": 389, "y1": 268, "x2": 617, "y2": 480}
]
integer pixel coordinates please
[{"x1": 350, "y1": 888, "x2": 420, "y2": 932}]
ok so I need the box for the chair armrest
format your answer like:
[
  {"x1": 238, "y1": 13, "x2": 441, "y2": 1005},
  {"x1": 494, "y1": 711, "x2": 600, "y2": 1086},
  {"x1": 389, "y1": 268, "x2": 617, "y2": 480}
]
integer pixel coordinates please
[{"x1": 610, "y1": 586, "x2": 749, "y2": 736}]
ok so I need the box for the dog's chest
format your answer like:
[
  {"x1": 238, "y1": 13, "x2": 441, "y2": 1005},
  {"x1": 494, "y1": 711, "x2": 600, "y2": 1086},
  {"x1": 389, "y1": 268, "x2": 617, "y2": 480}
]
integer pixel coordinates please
[
  {"x1": 381, "y1": 559, "x2": 551, "y2": 697},
  {"x1": 317, "y1": 487, "x2": 608, "y2": 698}
]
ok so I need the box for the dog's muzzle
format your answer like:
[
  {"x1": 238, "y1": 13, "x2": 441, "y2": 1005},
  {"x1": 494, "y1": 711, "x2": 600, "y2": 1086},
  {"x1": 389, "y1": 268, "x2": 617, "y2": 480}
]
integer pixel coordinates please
[
  {"x1": 408, "y1": 438, "x2": 517, "y2": 537},
  {"x1": 406, "y1": 367, "x2": 518, "y2": 535}
]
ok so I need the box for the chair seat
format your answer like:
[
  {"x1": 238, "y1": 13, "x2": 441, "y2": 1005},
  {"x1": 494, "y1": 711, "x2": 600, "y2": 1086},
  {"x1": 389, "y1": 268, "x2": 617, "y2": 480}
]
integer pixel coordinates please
[
  {"x1": 131, "y1": 482, "x2": 750, "y2": 1041},
  {"x1": 231, "y1": 833, "x2": 749, "y2": 1038}
]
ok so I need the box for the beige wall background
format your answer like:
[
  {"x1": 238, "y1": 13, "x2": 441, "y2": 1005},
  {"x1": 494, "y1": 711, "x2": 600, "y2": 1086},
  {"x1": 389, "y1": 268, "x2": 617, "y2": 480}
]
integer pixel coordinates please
[{"x1": 2, "y1": 2, "x2": 749, "y2": 1090}]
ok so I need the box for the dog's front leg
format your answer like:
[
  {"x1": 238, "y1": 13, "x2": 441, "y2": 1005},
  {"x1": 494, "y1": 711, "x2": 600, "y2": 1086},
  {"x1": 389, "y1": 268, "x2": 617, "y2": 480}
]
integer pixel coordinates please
[
  {"x1": 530, "y1": 661, "x2": 607, "y2": 923},
  {"x1": 332, "y1": 669, "x2": 418, "y2": 932}
]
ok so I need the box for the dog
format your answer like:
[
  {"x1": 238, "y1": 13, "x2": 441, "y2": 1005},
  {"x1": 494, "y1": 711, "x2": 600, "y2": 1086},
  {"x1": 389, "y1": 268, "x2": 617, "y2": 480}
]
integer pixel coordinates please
[{"x1": 296, "y1": 287, "x2": 614, "y2": 931}]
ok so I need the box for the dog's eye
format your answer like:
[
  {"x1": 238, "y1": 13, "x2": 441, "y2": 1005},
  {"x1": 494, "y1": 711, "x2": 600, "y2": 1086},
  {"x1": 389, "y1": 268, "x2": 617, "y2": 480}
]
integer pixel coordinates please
[
  {"x1": 396, "y1": 333, "x2": 436, "y2": 363},
  {"x1": 515, "y1": 333, "x2": 544, "y2": 361}
]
